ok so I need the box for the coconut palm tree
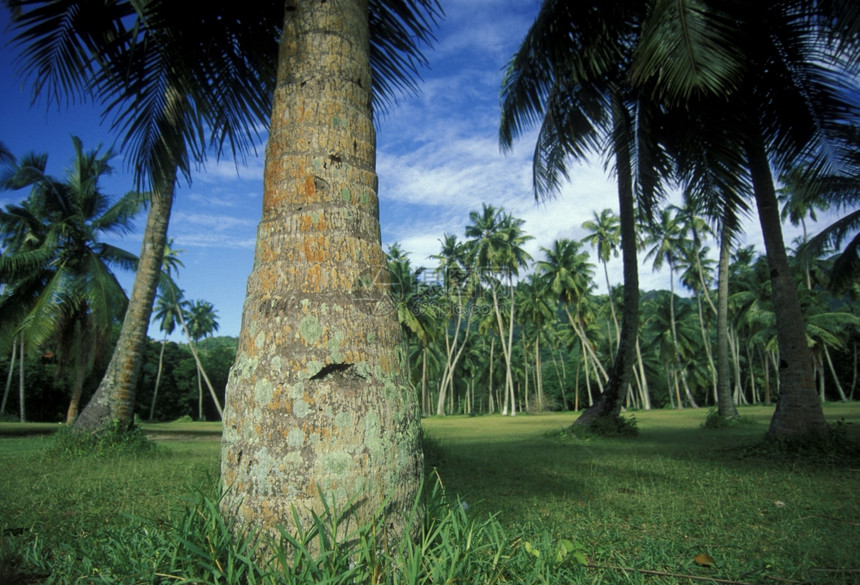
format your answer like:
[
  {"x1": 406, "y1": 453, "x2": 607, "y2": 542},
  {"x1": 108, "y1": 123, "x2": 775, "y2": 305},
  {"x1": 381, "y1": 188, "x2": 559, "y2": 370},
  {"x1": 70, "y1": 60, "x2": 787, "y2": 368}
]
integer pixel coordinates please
[
  {"x1": 500, "y1": 0, "x2": 675, "y2": 429},
  {"x1": 0, "y1": 137, "x2": 141, "y2": 424},
  {"x1": 538, "y1": 239, "x2": 605, "y2": 400},
  {"x1": 219, "y1": 0, "x2": 442, "y2": 544},
  {"x1": 516, "y1": 273, "x2": 554, "y2": 412},
  {"x1": 431, "y1": 233, "x2": 479, "y2": 416},
  {"x1": 3, "y1": 0, "x2": 281, "y2": 430},
  {"x1": 581, "y1": 209, "x2": 621, "y2": 353},
  {"x1": 630, "y1": 0, "x2": 860, "y2": 438},
  {"x1": 4, "y1": 0, "x2": 440, "y2": 434},
  {"x1": 182, "y1": 299, "x2": 220, "y2": 420},
  {"x1": 149, "y1": 287, "x2": 184, "y2": 420},
  {"x1": 465, "y1": 204, "x2": 532, "y2": 416},
  {"x1": 644, "y1": 207, "x2": 698, "y2": 408}
]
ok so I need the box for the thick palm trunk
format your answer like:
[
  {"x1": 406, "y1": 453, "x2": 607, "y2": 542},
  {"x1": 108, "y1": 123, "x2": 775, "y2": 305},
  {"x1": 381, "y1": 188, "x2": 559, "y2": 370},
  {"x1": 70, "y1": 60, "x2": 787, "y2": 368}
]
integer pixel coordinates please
[
  {"x1": 65, "y1": 343, "x2": 88, "y2": 424},
  {"x1": 220, "y1": 0, "x2": 422, "y2": 544},
  {"x1": 716, "y1": 224, "x2": 738, "y2": 419},
  {"x1": 745, "y1": 134, "x2": 827, "y2": 438},
  {"x1": 75, "y1": 180, "x2": 175, "y2": 430},
  {"x1": 575, "y1": 98, "x2": 638, "y2": 427}
]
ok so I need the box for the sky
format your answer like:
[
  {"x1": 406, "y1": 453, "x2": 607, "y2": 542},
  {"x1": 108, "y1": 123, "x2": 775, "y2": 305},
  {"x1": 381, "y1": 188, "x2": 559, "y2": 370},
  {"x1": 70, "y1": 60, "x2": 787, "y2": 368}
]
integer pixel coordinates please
[{"x1": 0, "y1": 1, "x2": 831, "y2": 341}]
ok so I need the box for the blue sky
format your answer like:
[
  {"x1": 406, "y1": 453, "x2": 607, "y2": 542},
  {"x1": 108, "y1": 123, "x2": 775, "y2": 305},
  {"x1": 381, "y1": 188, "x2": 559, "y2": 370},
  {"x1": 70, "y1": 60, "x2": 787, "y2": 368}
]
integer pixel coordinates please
[{"x1": 1, "y1": 1, "x2": 822, "y2": 340}]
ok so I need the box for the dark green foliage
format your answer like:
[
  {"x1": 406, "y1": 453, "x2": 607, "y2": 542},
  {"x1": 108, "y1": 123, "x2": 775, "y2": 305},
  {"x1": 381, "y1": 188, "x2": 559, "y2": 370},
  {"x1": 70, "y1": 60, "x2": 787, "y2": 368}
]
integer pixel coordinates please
[{"x1": 46, "y1": 421, "x2": 157, "y2": 459}]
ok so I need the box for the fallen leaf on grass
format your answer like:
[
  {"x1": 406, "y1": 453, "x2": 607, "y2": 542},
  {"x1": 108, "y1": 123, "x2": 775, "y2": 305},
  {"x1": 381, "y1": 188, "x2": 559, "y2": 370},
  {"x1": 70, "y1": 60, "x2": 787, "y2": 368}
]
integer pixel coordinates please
[{"x1": 693, "y1": 553, "x2": 716, "y2": 567}]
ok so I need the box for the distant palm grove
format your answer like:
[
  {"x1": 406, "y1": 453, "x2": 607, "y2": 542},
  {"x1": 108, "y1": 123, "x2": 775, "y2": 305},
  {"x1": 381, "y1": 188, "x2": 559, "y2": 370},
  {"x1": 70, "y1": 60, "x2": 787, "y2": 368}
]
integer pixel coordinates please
[{"x1": 2, "y1": 192, "x2": 857, "y2": 422}]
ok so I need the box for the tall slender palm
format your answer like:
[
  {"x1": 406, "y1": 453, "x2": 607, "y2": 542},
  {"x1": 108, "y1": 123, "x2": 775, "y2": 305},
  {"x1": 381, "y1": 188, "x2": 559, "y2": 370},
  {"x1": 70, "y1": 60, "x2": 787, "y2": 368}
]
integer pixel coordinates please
[
  {"x1": 581, "y1": 209, "x2": 621, "y2": 353},
  {"x1": 465, "y1": 204, "x2": 532, "y2": 416},
  {"x1": 148, "y1": 239, "x2": 185, "y2": 420},
  {"x1": 149, "y1": 285, "x2": 185, "y2": 420},
  {"x1": 631, "y1": 0, "x2": 860, "y2": 438},
  {"x1": 182, "y1": 299, "x2": 220, "y2": 420},
  {"x1": 0, "y1": 137, "x2": 140, "y2": 424},
  {"x1": 644, "y1": 207, "x2": 698, "y2": 408},
  {"x1": 537, "y1": 239, "x2": 605, "y2": 400},
  {"x1": 500, "y1": 0, "x2": 673, "y2": 428},
  {"x1": 431, "y1": 234, "x2": 478, "y2": 416},
  {"x1": 220, "y1": 0, "x2": 442, "y2": 544},
  {"x1": 516, "y1": 273, "x2": 554, "y2": 412}
]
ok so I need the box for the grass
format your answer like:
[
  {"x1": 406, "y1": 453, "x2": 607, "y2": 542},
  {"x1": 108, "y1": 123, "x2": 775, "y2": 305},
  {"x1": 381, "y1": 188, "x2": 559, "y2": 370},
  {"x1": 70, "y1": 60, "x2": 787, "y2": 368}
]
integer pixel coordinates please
[
  {"x1": 0, "y1": 404, "x2": 857, "y2": 583},
  {"x1": 424, "y1": 403, "x2": 860, "y2": 584}
]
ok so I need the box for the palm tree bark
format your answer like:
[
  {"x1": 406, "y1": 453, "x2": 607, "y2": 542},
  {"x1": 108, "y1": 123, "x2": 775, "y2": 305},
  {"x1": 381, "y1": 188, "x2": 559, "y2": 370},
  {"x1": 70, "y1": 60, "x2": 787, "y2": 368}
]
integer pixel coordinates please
[
  {"x1": 716, "y1": 224, "x2": 738, "y2": 419},
  {"x1": 575, "y1": 97, "x2": 638, "y2": 427},
  {"x1": 745, "y1": 132, "x2": 828, "y2": 438},
  {"x1": 75, "y1": 180, "x2": 175, "y2": 430},
  {"x1": 220, "y1": 0, "x2": 422, "y2": 543}
]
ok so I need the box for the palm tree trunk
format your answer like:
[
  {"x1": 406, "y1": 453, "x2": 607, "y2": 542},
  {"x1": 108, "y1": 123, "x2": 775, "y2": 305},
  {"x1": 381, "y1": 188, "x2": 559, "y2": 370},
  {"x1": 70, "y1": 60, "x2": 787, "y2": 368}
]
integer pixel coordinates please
[
  {"x1": 635, "y1": 337, "x2": 651, "y2": 410},
  {"x1": 65, "y1": 342, "x2": 88, "y2": 424},
  {"x1": 176, "y1": 311, "x2": 223, "y2": 419},
  {"x1": 564, "y1": 305, "x2": 608, "y2": 386},
  {"x1": 220, "y1": 0, "x2": 421, "y2": 545},
  {"x1": 491, "y1": 284, "x2": 515, "y2": 415},
  {"x1": 149, "y1": 339, "x2": 167, "y2": 420},
  {"x1": 822, "y1": 344, "x2": 848, "y2": 402},
  {"x1": 2, "y1": 339, "x2": 17, "y2": 415},
  {"x1": 745, "y1": 132, "x2": 827, "y2": 438},
  {"x1": 18, "y1": 335, "x2": 25, "y2": 423},
  {"x1": 75, "y1": 178, "x2": 176, "y2": 430},
  {"x1": 716, "y1": 226, "x2": 738, "y2": 419},
  {"x1": 197, "y1": 365, "x2": 204, "y2": 420},
  {"x1": 575, "y1": 96, "x2": 638, "y2": 427}
]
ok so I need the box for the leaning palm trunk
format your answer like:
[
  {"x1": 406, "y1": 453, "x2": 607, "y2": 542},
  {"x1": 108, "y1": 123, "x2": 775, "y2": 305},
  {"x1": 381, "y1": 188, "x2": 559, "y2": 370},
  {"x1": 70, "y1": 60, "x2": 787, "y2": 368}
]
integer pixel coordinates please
[
  {"x1": 75, "y1": 178, "x2": 176, "y2": 430},
  {"x1": 745, "y1": 131, "x2": 827, "y2": 438},
  {"x1": 174, "y1": 310, "x2": 223, "y2": 419},
  {"x1": 575, "y1": 98, "x2": 638, "y2": 427},
  {"x1": 220, "y1": 0, "x2": 422, "y2": 545}
]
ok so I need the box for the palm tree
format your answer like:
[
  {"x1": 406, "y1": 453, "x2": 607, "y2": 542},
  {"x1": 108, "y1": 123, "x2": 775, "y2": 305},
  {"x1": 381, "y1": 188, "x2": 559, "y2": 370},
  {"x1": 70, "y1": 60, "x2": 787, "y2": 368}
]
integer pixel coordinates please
[
  {"x1": 149, "y1": 286, "x2": 185, "y2": 421},
  {"x1": 148, "y1": 240, "x2": 185, "y2": 420},
  {"x1": 181, "y1": 299, "x2": 220, "y2": 420},
  {"x1": 4, "y1": 0, "x2": 282, "y2": 430},
  {"x1": 630, "y1": 0, "x2": 860, "y2": 438},
  {"x1": 465, "y1": 204, "x2": 532, "y2": 416},
  {"x1": 500, "y1": 0, "x2": 674, "y2": 429},
  {"x1": 431, "y1": 234, "x2": 478, "y2": 416},
  {"x1": 516, "y1": 274, "x2": 554, "y2": 412},
  {"x1": 538, "y1": 239, "x2": 605, "y2": 400},
  {"x1": 0, "y1": 137, "x2": 140, "y2": 424},
  {"x1": 581, "y1": 209, "x2": 621, "y2": 353},
  {"x1": 644, "y1": 207, "x2": 698, "y2": 408},
  {"x1": 219, "y1": 0, "x2": 442, "y2": 544}
]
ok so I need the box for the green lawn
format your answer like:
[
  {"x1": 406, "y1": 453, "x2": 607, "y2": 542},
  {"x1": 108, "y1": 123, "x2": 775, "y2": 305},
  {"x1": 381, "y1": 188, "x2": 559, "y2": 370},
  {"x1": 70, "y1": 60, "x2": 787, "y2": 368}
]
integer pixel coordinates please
[
  {"x1": 424, "y1": 404, "x2": 860, "y2": 583},
  {"x1": 1, "y1": 404, "x2": 858, "y2": 583}
]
